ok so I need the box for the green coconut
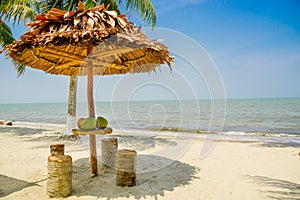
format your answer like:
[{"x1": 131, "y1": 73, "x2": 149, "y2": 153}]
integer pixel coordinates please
[
  {"x1": 77, "y1": 118, "x2": 85, "y2": 129},
  {"x1": 80, "y1": 118, "x2": 97, "y2": 131},
  {"x1": 97, "y1": 116, "x2": 108, "y2": 129}
]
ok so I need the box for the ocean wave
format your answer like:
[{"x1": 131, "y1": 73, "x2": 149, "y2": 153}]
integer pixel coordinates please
[
  {"x1": 122, "y1": 127, "x2": 300, "y2": 146},
  {"x1": 3, "y1": 119, "x2": 300, "y2": 146},
  {"x1": 12, "y1": 121, "x2": 65, "y2": 129},
  {"x1": 291, "y1": 115, "x2": 300, "y2": 119},
  {"x1": 153, "y1": 127, "x2": 217, "y2": 134},
  {"x1": 151, "y1": 126, "x2": 300, "y2": 138}
]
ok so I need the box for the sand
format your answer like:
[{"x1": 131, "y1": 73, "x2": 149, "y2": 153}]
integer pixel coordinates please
[{"x1": 0, "y1": 124, "x2": 299, "y2": 199}]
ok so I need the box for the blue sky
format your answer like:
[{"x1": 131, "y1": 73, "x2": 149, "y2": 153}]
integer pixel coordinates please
[{"x1": 0, "y1": 0, "x2": 299, "y2": 103}]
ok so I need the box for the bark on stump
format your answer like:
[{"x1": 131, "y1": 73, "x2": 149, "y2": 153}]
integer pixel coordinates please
[
  {"x1": 47, "y1": 155, "x2": 72, "y2": 198},
  {"x1": 101, "y1": 138, "x2": 118, "y2": 169},
  {"x1": 50, "y1": 144, "x2": 65, "y2": 156},
  {"x1": 116, "y1": 149, "x2": 137, "y2": 187}
]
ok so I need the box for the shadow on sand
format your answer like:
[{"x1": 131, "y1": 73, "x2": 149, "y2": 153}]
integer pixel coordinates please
[
  {"x1": 0, "y1": 126, "x2": 49, "y2": 135},
  {"x1": 247, "y1": 175, "x2": 300, "y2": 199},
  {"x1": 0, "y1": 174, "x2": 44, "y2": 198},
  {"x1": 72, "y1": 154, "x2": 198, "y2": 199},
  {"x1": 115, "y1": 134, "x2": 178, "y2": 151},
  {"x1": 254, "y1": 142, "x2": 300, "y2": 148}
]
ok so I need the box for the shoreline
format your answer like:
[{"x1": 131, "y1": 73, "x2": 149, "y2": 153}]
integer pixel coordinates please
[
  {"x1": 2, "y1": 121, "x2": 300, "y2": 147},
  {"x1": 0, "y1": 125, "x2": 300, "y2": 199}
]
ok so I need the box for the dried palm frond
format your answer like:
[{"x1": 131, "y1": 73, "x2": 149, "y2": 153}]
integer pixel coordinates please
[{"x1": 4, "y1": 1, "x2": 174, "y2": 76}]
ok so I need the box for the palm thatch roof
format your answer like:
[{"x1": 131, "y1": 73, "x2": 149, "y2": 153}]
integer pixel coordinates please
[{"x1": 4, "y1": 2, "x2": 174, "y2": 76}]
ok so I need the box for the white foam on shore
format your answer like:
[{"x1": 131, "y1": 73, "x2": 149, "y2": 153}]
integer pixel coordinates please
[
  {"x1": 2, "y1": 121, "x2": 300, "y2": 146},
  {"x1": 12, "y1": 121, "x2": 65, "y2": 130},
  {"x1": 111, "y1": 127, "x2": 300, "y2": 146}
]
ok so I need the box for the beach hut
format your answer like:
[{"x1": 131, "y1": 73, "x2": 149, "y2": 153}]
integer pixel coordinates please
[{"x1": 4, "y1": 1, "x2": 174, "y2": 176}]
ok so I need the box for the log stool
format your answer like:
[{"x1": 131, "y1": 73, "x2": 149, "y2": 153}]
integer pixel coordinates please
[
  {"x1": 101, "y1": 138, "x2": 118, "y2": 169},
  {"x1": 47, "y1": 155, "x2": 72, "y2": 198},
  {"x1": 116, "y1": 149, "x2": 137, "y2": 187},
  {"x1": 50, "y1": 144, "x2": 65, "y2": 156}
]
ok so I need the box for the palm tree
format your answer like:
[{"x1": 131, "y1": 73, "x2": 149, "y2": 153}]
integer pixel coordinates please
[
  {"x1": 0, "y1": 0, "x2": 42, "y2": 75},
  {"x1": 1, "y1": 0, "x2": 156, "y2": 137}
]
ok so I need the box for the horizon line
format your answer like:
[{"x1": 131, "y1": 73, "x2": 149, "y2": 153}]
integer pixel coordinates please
[{"x1": 0, "y1": 96, "x2": 299, "y2": 104}]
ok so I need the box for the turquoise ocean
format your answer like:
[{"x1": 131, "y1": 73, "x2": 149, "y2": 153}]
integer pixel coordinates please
[{"x1": 0, "y1": 98, "x2": 300, "y2": 145}]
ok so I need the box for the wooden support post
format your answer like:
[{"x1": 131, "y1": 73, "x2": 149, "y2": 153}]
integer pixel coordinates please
[
  {"x1": 116, "y1": 149, "x2": 137, "y2": 187},
  {"x1": 50, "y1": 144, "x2": 65, "y2": 156},
  {"x1": 47, "y1": 155, "x2": 72, "y2": 198},
  {"x1": 87, "y1": 45, "x2": 98, "y2": 176},
  {"x1": 101, "y1": 138, "x2": 118, "y2": 169}
]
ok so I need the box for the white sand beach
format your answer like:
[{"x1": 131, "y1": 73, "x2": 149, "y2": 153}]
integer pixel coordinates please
[{"x1": 0, "y1": 124, "x2": 299, "y2": 200}]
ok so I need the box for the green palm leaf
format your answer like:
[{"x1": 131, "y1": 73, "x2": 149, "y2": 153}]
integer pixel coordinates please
[
  {"x1": 0, "y1": 18, "x2": 14, "y2": 48},
  {"x1": 0, "y1": 0, "x2": 37, "y2": 24},
  {"x1": 0, "y1": 19, "x2": 26, "y2": 77},
  {"x1": 14, "y1": 62, "x2": 26, "y2": 77},
  {"x1": 99, "y1": 0, "x2": 120, "y2": 12},
  {"x1": 119, "y1": 0, "x2": 156, "y2": 27}
]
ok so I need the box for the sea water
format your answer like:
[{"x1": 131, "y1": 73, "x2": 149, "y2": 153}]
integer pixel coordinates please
[{"x1": 0, "y1": 98, "x2": 299, "y2": 145}]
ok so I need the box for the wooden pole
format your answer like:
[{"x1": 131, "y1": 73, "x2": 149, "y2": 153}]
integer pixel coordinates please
[{"x1": 87, "y1": 46, "x2": 98, "y2": 176}]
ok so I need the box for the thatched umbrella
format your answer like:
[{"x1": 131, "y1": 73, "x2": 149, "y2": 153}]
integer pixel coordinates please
[{"x1": 4, "y1": 2, "x2": 174, "y2": 176}]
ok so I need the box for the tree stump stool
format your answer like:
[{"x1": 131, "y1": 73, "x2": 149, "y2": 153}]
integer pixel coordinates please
[
  {"x1": 47, "y1": 155, "x2": 72, "y2": 198},
  {"x1": 50, "y1": 144, "x2": 65, "y2": 156},
  {"x1": 116, "y1": 149, "x2": 137, "y2": 187},
  {"x1": 101, "y1": 138, "x2": 118, "y2": 169}
]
